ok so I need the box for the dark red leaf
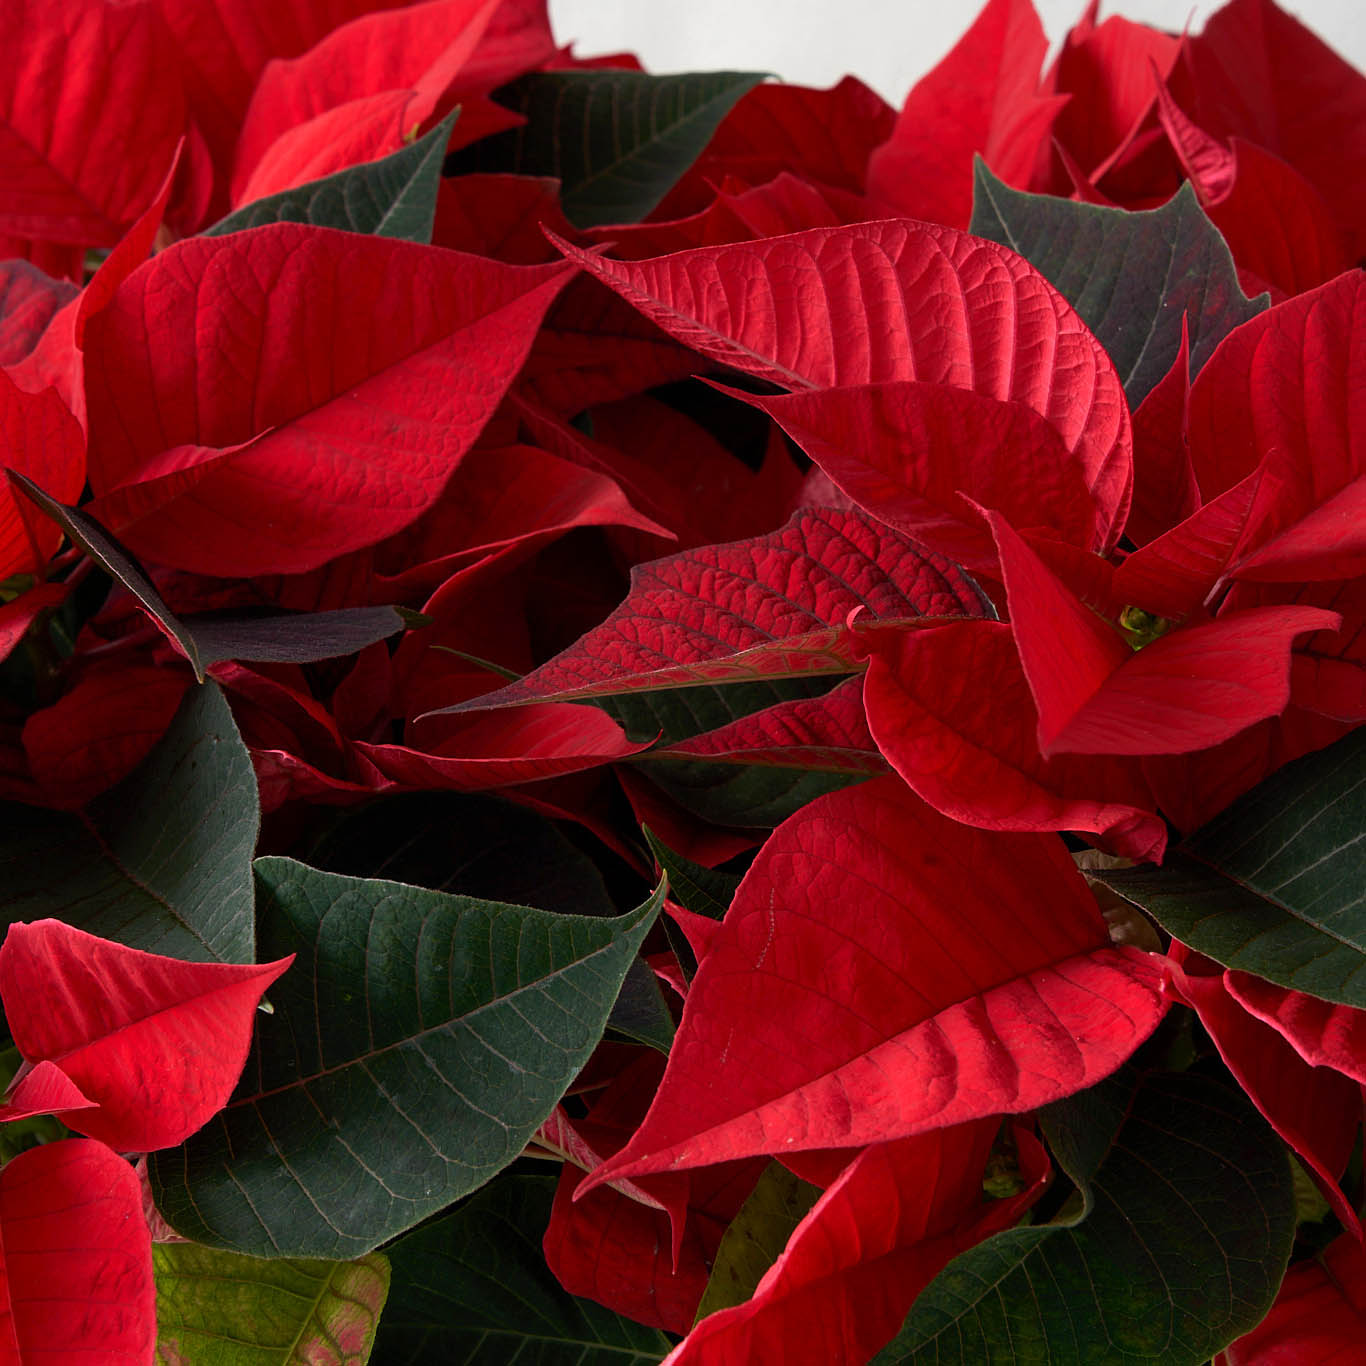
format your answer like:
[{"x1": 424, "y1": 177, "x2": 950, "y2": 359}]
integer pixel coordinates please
[
  {"x1": 1125, "y1": 316, "x2": 1198, "y2": 548},
  {"x1": 83, "y1": 225, "x2": 573, "y2": 576},
  {"x1": 0, "y1": 261, "x2": 77, "y2": 367},
  {"x1": 0, "y1": 919, "x2": 291, "y2": 1151},
  {"x1": 0, "y1": 1139, "x2": 155, "y2": 1361},
  {"x1": 582, "y1": 776, "x2": 1166, "y2": 1186}
]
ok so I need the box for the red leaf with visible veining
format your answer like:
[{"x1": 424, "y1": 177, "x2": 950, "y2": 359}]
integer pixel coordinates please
[
  {"x1": 428, "y1": 506, "x2": 989, "y2": 716},
  {"x1": 1125, "y1": 316, "x2": 1198, "y2": 548},
  {"x1": 0, "y1": 376, "x2": 84, "y2": 579},
  {"x1": 867, "y1": 0, "x2": 1062, "y2": 228},
  {"x1": 1188, "y1": 270, "x2": 1366, "y2": 583},
  {"x1": 82, "y1": 225, "x2": 572, "y2": 577},
  {"x1": 1166, "y1": 951, "x2": 1361, "y2": 1237},
  {"x1": 432, "y1": 173, "x2": 572, "y2": 264},
  {"x1": 746, "y1": 380, "x2": 1110, "y2": 569},
  {"x1": 863, "y1": 622, "x2": 1166, "y2": 860},
  {"x1": 0, "y1": 1060, "x2": 96, "y2": 1125},
  {"x1": 0, "y1": 0, "x2": 201, "y2": 246},
  {"x1": 582, "y1": 775, "x2": 1167, "y2": 1188},
  {"x1": 547, "y1": 222, "x2": 1131, "y2": 534},
  {"x1": 0, "y1": 1139, "x2": 155, "y2": 1362},
  {"x1": 667, "y1": 1121, "x2": 1049, "y2": 1366},
  {"x1": 1226, "y1": 972, "x2": 1366, "y2": 1087},
  {"x1": 0, "y1": 919, "x2": 291, "y2": 1151},
  {"x1": 1219, "y1": 1232, "x2": 1366, "y2": 1364},
  {"x1": 0, "y1": 262, "x2": 77, "y2": 368}
]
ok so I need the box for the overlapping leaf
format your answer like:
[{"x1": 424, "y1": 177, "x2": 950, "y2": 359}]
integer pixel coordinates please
[
  {"x1": 150, "y1": 861, "x2": 664, "y2": 1257},
  {"x1": 583, "y1": 775, "x2": 1167, "y2": 1188},
  {"x1": 372, "y1": 1176, "x2": 672, "y2": 1363},
  {"x1": 450, "y1": 70, "x2": 766, "y2": 227},
  {"x1": 154, "y1": 1243, "x2": 390, "y2": 1365},
  {"x1": 207, "y1": 109, "x2": 456, "y2": 240},
  {"x1": 1098, "y1": 727, "x2": 1366, "y2": 1004},
  {"x1": 549, "y1": 219, "x2": 1132, "y2": 531},
  {"x1": 82, "y1": 224, "x2": 573, "y2": 576},
  {"x1": 0, "y1": 682, "x2": 258, "y2": 962},
  {"x1": 877, "y1": 1072, "x2": 1295, "y2": 1365},
  {"x1": 969, "y1": 162, "x2": 1267, "y2": 406}
]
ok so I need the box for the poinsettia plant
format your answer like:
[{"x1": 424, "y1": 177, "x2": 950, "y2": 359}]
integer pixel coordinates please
[{"x1": 0, "y1": 0, "x2": 1360, "y2": 1359}]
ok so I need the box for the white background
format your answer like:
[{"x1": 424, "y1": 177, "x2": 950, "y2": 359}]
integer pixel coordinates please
[{"x1": 546, "y1": 1, "x2": 1365, "y2": 108}]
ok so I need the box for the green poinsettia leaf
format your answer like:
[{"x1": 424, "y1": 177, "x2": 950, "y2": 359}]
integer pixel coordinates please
[
  {"x1": 374, "y1": 1175, "x2": 671, "y2": 1364},
  {"x1": 969, "y1": 161, "x2": 1267, "y2": 406},
  {"x1": 1097, "y1": 728, "x2": 1366, "y2": 1005},
  {"x1": 154, "y1": 1243, "x2": 389, "y2": 1365},
  {"x1": 207, "y1": 110, "x2": 456, "y2": 242},
  {"x1": 448, "y1": 70, "x2": 765, "y2": 227},
  {"x1": 875, "y1": 1072, "x2": 1295, "y2": 1365},
  {"x1": 149, "y1": 861, "x2": 664, "y2": 1257},
  {"x1": 0, "y1": 681, "x2": 258, "y2": 962}
]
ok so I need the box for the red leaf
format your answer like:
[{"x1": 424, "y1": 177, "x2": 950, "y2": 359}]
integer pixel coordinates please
[
  {"x1": 0, "y1": 1139, "x2": 155, "y2": 1361},
  {"x1": 1188, "y1": 271, "x2": 1366, "y2": 581},
  {"x1": 83, "y1": 225, "x2": 573, "y2": 576},
  {"x1": 232, "y1": 0, "x2": 501, "y2": 200},
  {"x1": 1219, "y1": 1232, "x2": 1366, "y2": 1364},
  {"x1": 0, "y1": 1060, "x2": 96, "y2": 1124},
  {"x1": 22, "y1": 665, "x2": 191, "y2": 811},
  {"x1": 432, "y1": 173, "x2": 573, "y2": 264},
  {"x1": 0, "y1": 584, "x2": 68, "y2": 668},
  {"x1": 668, "y1": 1121, "x2": 1049, "y2": 1366},
  {"x1": 0, "y1": 376, "x2": 85, "y2": 579},
  {"x1": 547, "y1": 222, "x2": 1132, "y2": 534},
  {"x1": 1187, "y1": 0, "x2": 1366, "y2": 259},
  {"x1": 582, "y1": 776, "x2": 1167, "y2": 1187},
  {"x1": 0, "y1": 920, "x2": 291, "y2": 1151},
  {"x1": 867, "y1": 0, "x2": 1063, "y2": 228},
  {"x1": 429, "y1": 506, "x2": 989, "y2": 715},
  {"x1": 863, "y1": 622, "x2": 1166, "y2": 860},
  {"x1": 747, "y1": 380, "x2": 1108, "y2": 570},
  {"x1": 1125, "y1": 315, "x2": 1198, "y2": 548},
  {"x1": 1226, "y1": 972, "x2": 1366, "y2": 1088},
  {"x1": 0, "y1": 0, "x2": 199, "y2": 245},
  {"x1": 0, "y1": 261, "x2": 77, "y2": 367},
  {"x1": 990, "y1": 512, "x2": 1340, "y2": 755}
]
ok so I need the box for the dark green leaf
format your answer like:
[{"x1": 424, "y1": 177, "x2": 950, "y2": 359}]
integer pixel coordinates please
[
  {"x1": 374, "y1": 1176, "x2": 671, "y2": 1364},
  {"x1": 694, "y1": 1162, "x2": 821, "y2": 1323},
  {"x1": 150, "y1": 862, "x2": 665, "y2": 1257},
  {"x1": 450, "y1": 70, "x2": 765, "y2": 227},
  {"x1": 968, "y1": 161, "x2": 1267, "y2": 406},
  {"x1": 206, "y1": 111, "x2": 457, "y2": 242},
  {"x1": 0, "y1": 681, "x2": 258, "y2": 962},
  {"x1": 608, "y1": 955, "x2": 675, "y2": 1054},
  {"x1": 875, "y1": 1073, "x2": 1295, "y2": 1365},
  {"x1": 185, "y1": 606, "x2": 405, "y2": 666},
  {"x1": 154, "y1": 1243, "x2": 390, "y2": 1365},
  {"x1": 643, "y1": 828, "x2": 739, "y2": 924},
  {"x1": 7, "y1": 468, "x2": 204, "y2": 679},
  {"x1": 642, "y1": 755, "x2": 870, "y2": 829},
  {"x1": 1096, "y1": 729, "x2": 1366, "y2": 1005}
]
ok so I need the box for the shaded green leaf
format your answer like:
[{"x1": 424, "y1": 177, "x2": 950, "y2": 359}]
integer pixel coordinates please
[
  {"x1": 450, "y1": 70, "x2": 765, "y2": 227},
  {"x1": 154, "y1": 1243, "x2": 389, "y2": 1365},
  {"x1": 642, "y1": 754, "x2": 871, "y2": 829},
  {"x1": 643, "y1": 828, "x2": 740, "y2": 924},
  {"x1": 206, "y1": 111, "x2": 457, "y2": 242},
  {"x1": 969, "y1": 161, "x2": 1267, "y2": 406},
  {"x1": 1097, "y1": 729, "x2": 1366, "y2": 1005},
  {"x1": 150, "y1": 862, "x2": 665, "y2": 1257},
  {"x1": 694, "y1": 1161, "x2": 821, "y2": 1323},
  {"x1": 186, "y1": 606, "x2": 405, "y2": 667},
  {"x1": 876, "y1": 1073, "x2": 1295, "y2": 1365},
  {"x1": 0, "y1": 681, "x2": 257, "y2": 962},
  {"x1": 373, "y1": 1175, "x2": 671, "y2": 1364}
]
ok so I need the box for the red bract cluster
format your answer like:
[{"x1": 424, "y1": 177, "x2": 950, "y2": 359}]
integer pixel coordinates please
[{"x1": 0, "y1": 0, "x2": 1360, "y2": 1360}]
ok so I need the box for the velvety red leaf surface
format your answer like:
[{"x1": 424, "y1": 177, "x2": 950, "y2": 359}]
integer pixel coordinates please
[
  {"x1": 863, "y1": 622, "x2": 1167, "y2": 860},
  {"x1": 867, "y1": 0, "x2": 1062, "y2": 228},
  {"x1": 0, "y1": 0, "x2": 200, "y2": 245},
  {"x1": 0, "y1": 1060, "x2": 96, "y2": 1125},
  {"x1": 1226, "y1": 973, "x2": 1366, "y2": 1087},
  {"x1": 1188, "y1": 270, "x2": 1366, "y2": 583},
  {"x1": 667, "y1": 1121, "x2": 1049, "y2": 1366},
  {"x1": 582, "y1": 776, "x2": 1166, "y2": 1188},
  {"x1": 549, "y1": 222, "x2": 1132, "y2": 534},
  {"x1": 83, "y1": 226, "x2": 573, "y2": 576},
  {"x1": 0, "y1": 1139, "x2": 154, "y2": 1363},
  {"x1": 1220, "y1": 1232, "x2": 1366, "y2": 1364},
  {"x1": 437, "y1": 506, "x2": 988, "y2": 714},
  {"x1": 0, "y1": 379, "x2": 85, "y2": 579},
  {"x1": 0, "y1": 920, "x2": 291, "y2": 1151}
]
